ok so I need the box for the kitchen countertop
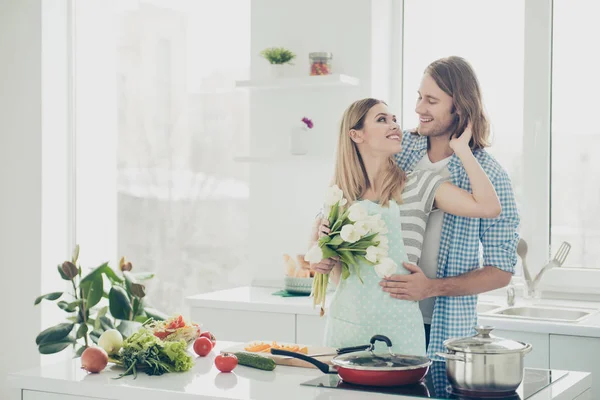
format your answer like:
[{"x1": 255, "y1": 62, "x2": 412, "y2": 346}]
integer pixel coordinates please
[
  {"x1": 186, "y1": 286, "x2": 600, "y2": 337},
  {"x1": 7, "y1": 341, "x2": 591, "y2": 400}
]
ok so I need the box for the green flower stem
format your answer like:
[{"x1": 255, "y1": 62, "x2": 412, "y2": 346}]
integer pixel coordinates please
[{"x1": 72, "y1": 278, "x2": 89, "y2": 347}]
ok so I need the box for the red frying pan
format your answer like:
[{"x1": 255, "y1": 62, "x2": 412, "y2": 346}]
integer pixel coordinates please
[{"x1": 271, "y1": 334, "x2": 431, "y2": 387}]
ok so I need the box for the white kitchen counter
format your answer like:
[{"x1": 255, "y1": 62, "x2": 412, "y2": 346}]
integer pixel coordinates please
[
  {"x1": 7, "y1": 341, "x2": 591, "y2": 400},
  {"x1": 186, "y1": 286, "x2": 600, "y2": 338}
]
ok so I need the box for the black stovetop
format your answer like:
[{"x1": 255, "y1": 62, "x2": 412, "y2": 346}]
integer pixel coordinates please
[{"x1": 300, "y1": 361, "x2": 568, "y2": 399}]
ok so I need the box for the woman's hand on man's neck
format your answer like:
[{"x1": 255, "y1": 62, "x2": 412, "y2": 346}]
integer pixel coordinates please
[{"x1": 427, "y1": 134, "x2": 454, "y2": 163}]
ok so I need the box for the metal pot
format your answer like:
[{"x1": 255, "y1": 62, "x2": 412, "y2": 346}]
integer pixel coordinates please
[
  {"x1": 437, "y1": 326, "x2": 533, "y2": 396},
  {"x1": 271, "y1": 335, "x2": 432, "y2": 387}
]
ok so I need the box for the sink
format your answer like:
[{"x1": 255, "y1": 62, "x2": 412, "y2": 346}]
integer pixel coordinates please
[
  {"x1": 477, "y1": 303, "x2": 502, "y2": 313},
  {"x1": 488, "y1": 305, "x2": 598, "y2": 323}
]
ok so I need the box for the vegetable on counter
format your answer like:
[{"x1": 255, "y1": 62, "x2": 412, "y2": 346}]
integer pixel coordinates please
[
  {"x1": 81, "y1": 347, "x2": 108, "y2": 373},
  {"x1": 215, "y1": 353, "x2": 238, "y2": 373},
  {"x1": 234, "y1": 352, "x2": 276, "y2": 371},
  {"x1": 113, "y1": 329, "x2": 193, "y2": 378},
  {"x1": 144, "y1": 314, "x2": 200, "y2": 344},
  {"x1": 243, "y1": 341, "x2": 308, "y2": 354},
  {"x1": 193, "y1": 337, "x2": 213, "y2": 357},
  {"x1": 98, "y1": 329, "x2": 123, "y2": 355},
  {"x1": 199, "y1": 331, "x2": 217, "y2": 347}
]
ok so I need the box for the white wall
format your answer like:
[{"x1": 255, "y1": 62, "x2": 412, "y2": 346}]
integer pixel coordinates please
[
  {"x1": 248, "y1": 0, "x2": 394, "y2": 286},
  {"x1": 1, "y1": 1, "x2": 72, "y2": 398},
  {"x1": 0, "y1": 0, "x2": 43, "y2": 398}
]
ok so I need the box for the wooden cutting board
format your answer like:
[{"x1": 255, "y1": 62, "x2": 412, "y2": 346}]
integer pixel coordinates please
[{"x1": 220, "y1": 342, "x2": 336, "y2": 369}]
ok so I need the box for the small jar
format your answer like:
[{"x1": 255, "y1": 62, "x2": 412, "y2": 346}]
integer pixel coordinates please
[{"x1": 309, "y1": 52, "x2": 333, "y2": 76}]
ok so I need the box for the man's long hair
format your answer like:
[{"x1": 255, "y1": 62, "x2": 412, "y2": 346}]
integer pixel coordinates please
[{"x1": 425, "y1": 56, "x2": 490, "y2": 150}]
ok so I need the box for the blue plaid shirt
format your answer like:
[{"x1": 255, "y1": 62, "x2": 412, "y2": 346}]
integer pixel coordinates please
[{"x1": 395, "y1": 131, "x2": 520, "y2": 360}]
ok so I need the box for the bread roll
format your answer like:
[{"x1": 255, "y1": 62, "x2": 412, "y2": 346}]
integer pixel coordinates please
[{"x1": 283, "y1": 254, "x2": 297, "y2": 277}]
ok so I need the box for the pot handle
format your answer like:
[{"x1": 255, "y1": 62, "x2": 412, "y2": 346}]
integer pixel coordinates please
[
  {"x1": 369, "y1": 334, "x2": 393, "y2": 348},
  {"x1": 436, "y1": 352, "x2": 466, "y2": 362},
  {"x1": 522, "y1": 343, "x2": 533, "y2": 355},
  {"x1": 270, "y1": 349, "x2": 337, "y2": 374}
]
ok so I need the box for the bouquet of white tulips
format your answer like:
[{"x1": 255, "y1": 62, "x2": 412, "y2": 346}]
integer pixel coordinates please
[{"x1": 305, "y1": 185, "x2": 396, "y2": 316}]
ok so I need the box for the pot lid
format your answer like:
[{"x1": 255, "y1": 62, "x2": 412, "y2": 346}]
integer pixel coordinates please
[
  {"x1": 444, "y1": 326, "x2": 530, "y2": 354},
  {"x1": 333, "y1": 350, "x2": 431, "y2": 371}
]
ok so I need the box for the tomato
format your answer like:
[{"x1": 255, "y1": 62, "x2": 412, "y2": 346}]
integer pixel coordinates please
[
  {"x1": 193, "y1": 337, "x2": 213, "y2": 357},
  {"x1": 168, "y1": 315, "x2": 185, "y2": 330},
  {"x1": 200, "y1": 331, "x2": 216, "y2": 347},
  {"x1": 214, "y1": 353, "x2": 238, "y2": 373}
]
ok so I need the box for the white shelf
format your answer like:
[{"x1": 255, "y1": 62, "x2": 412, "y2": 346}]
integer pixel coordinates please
[
  {"x1": 235, "y1": 74, "x2": 359, "y2": 90},
  {"x1": 234, "y1": 154, "x2": 331, "y2": 163}
]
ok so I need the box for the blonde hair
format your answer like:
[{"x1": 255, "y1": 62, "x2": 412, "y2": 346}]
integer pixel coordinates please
[
  {"x1": 425, "y1": 56, "x2": 490, "y2": 150},
  {"x1": 333, "y1": 98, "x2": 406, "y2": 207}
]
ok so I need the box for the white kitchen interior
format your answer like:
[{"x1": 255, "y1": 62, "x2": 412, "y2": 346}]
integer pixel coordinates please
[{"x1": 1, "y1": 0, "x2": 599, "y2": 399}]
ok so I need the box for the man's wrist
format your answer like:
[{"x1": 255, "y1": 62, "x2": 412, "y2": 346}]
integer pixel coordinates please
[{"x1": 428, "y1": 278, "x2": 444, "y2": 298}]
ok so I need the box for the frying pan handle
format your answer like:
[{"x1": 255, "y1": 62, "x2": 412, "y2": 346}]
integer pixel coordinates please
[
  {"x1": 370, "y1": 334, "x2": 393, "y2": 348},
  {"x1": 336, "y1": 344, "x2": 372, "y2": 355},
  {"x1": 270, "y1": 349, "x2": 336, "y2": 374}
]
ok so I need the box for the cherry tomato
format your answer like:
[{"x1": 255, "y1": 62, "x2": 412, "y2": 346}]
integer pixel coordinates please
[
  {"x1": 200, "y1": 331, "x2": 217, "y2": 347},
  {"x1": 214, "y1": 353, "x2": 238, "y2": 373},
  {"x1": 193, "y1": 337, "x2": 213, "y2": 357}
]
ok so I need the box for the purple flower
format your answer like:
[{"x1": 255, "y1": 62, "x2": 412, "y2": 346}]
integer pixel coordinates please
[{"x1": 301, "y1": 117, "x2": 314, "y2": 129}]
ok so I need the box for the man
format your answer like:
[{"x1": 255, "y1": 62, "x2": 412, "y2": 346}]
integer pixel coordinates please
[{"x1": 381, "y1": 56, "x2": 519, "y2": 360}]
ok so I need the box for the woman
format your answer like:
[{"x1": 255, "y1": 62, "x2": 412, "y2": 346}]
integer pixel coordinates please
[{"x1": 309, "y1": 98, "x2": 501, "y2": 356}]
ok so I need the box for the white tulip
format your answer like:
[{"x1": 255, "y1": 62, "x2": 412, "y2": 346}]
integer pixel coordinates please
[
  {"x1": 353, "y1": 220, "x2": 370, "y2": 236},
  {"x1": 324, "y1": 185, "x2": 347, "y2": 207},
  {"x1": 340, "y1": 224, "x2": 361, "y2": 243},
  {"x1": 366, "y1": 245, "x2": 387, "y2": 263},
  {"x1": 374, "y1": 257, "x2": 398, "y2": 278},
  {"x1": 304, "y1": 245, "x2": 323, "y2": 264},
  {"x1": 369, "y1": 217, "x2": 388, "y2": 234},
  {"x1": 348, "y1": 203, "x2": 368, "y2": 222},
  {"x1": 374, "y1": 235, "x2": 389, "y2": 250}
]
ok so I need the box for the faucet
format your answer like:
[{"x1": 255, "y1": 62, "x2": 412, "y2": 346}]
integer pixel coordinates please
[
  {"x1": 518, "y1": 239, "x2": 571, "y2": 298},
  {"x1": 506, "y1": 285, "x2": 516, "y2": 306}
]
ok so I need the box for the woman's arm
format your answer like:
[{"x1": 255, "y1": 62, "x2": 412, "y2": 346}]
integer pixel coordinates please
[{"x1": 434, "y1": 124, "x2": 501, "y2": 218}]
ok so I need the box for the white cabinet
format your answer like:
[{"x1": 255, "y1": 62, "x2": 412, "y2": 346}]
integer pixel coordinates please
[
  {"x1": 493, "y1": 329, "x2": 549, "y2": 369},
  {"x1": 550, "y1": 335, "x2": 600, "y2": 398},
  {"x1": 574, "y1": 389, "x2": 592, "y2": 400},
  {"x1": 23, "y1": 391, "x2": 107, "y2": 400},
  {"x1": 296, "y1": 314, "x2": 327, "y2": 345},
  {"x1": 189, "y1": 307, "x2": 295, "y2": 343}
]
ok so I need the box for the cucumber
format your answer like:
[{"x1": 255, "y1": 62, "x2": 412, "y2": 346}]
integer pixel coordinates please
[{"x1": 234, "y1": 352, "x2": 277, "y2": 371}]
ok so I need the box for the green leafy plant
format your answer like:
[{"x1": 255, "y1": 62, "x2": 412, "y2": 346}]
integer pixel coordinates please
[
  {"x1": 260, "y1": 47, "x2": 296, "y2": 65},
  {"x1": 34, "y1": 245, "x2": 168, "y2": 356}
]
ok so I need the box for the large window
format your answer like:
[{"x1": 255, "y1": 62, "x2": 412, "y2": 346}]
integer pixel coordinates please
[
  {"x1": 402, "y1": 0, "x2": 526, "y2": 267},
  {"x1": 403, "y1": 0, "x2": 524, "y2": 201},
  {"x1": 403, "y1": 1, "x2": 600, "y2": 277},
  {"x1": 551, "y1": 0, "x2": 600, "y2": 269},
  {"x1": 74, "y1": 0, "x2": 251, "y2": 314}
]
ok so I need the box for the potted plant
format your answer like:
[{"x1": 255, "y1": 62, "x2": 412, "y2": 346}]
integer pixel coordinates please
[
  {"x1": 260, "y1": 47, "x2": 296, "y2": 78},
  {"x1": 34, "y1": 245, "x2": 168, "y2": 356},
  {"x1": 290, "y1": 117, "x2": 313, "y2": 155}
]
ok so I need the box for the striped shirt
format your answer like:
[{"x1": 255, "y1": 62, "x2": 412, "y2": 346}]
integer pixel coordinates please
[{"x1": 398, "y1": 170, "x2": 446, "y2": 265}]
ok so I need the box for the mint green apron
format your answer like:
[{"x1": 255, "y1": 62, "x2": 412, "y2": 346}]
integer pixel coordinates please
[{"x1": 323, "y1": 200, "x2": 426, "y2": 356}]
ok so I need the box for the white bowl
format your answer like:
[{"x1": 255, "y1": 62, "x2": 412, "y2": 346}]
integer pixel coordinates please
[{"x1": 284, "y1": 276, "x2": 314, "y2": 294}]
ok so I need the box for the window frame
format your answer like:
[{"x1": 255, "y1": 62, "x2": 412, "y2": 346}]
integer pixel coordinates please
[{"x1": 395, "y1": 0, "x2": 600, "y2": 295}]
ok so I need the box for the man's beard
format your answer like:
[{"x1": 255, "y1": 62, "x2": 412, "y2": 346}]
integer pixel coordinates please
[{"x1": 417, "y1": 121, "x2": 452, "y2": 138}]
